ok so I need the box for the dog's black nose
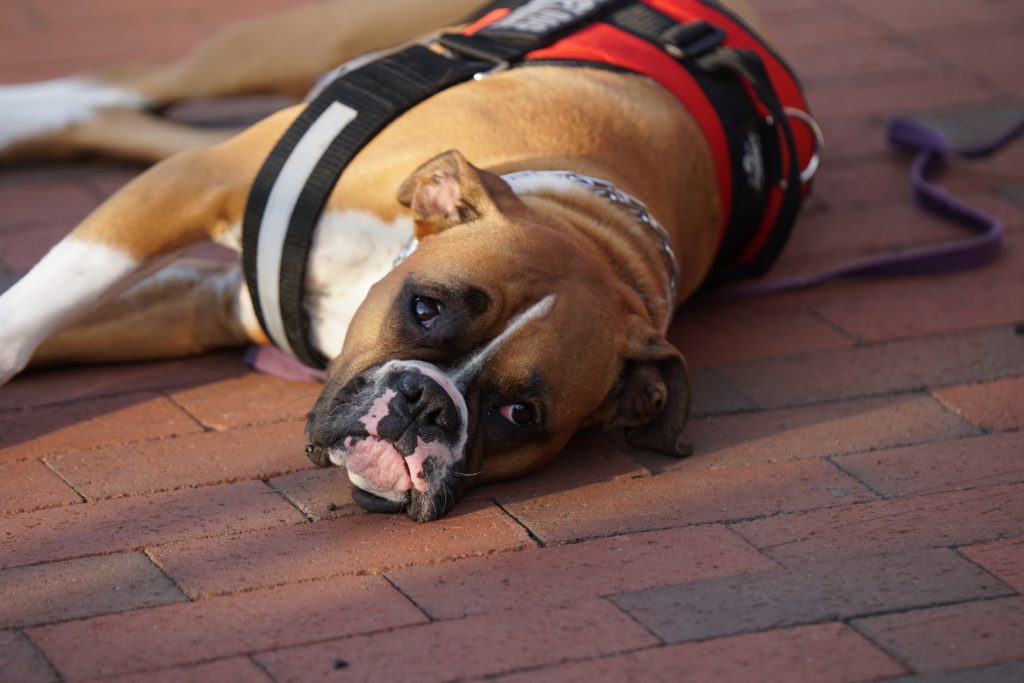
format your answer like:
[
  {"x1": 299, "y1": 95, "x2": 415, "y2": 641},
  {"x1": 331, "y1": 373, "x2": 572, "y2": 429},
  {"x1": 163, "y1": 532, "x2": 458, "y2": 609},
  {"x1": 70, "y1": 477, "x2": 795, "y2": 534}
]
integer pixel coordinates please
[{"x1": 380, "y1": 370, "x2": 461, "y2": 454}]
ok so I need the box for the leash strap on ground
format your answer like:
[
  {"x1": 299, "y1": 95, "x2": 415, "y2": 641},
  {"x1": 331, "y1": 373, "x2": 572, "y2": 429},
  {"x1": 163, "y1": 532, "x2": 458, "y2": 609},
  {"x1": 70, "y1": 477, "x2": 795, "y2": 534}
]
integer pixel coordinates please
[{"x1": 707, "y1": 114, "x2": 1024, "y2": 298}]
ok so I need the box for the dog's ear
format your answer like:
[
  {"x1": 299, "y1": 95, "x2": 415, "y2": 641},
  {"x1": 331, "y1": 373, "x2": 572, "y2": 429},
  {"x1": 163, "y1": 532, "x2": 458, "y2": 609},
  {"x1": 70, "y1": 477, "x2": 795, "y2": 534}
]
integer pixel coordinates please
[
  {"x1": 397, "y1": 149, "x2": 518, "y2": 240},
  {"x1": 595, "y1": 324, "x2": 693, "y2": 458}
]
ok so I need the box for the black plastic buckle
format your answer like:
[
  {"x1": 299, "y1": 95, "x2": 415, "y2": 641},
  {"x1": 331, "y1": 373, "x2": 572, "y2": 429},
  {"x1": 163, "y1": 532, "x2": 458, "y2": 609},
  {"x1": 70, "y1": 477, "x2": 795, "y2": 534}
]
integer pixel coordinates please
[{"x1": 660, "y1": 20, "x2": 726, "y2": 61}]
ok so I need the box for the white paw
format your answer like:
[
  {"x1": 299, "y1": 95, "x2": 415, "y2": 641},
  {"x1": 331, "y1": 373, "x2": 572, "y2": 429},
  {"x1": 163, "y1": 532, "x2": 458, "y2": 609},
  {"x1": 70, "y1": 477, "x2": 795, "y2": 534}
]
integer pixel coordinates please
[
  {"x1": 0, "y1": 78, "x2": 146, "y2": 152},
  {"x1": 0, "y1": 333, "x2": 33, "y2": 386}
]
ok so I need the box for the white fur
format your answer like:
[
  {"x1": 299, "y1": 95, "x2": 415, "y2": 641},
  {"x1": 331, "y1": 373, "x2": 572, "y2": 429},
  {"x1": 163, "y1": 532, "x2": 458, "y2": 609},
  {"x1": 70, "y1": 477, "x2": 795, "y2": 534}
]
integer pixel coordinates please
[
  {"x1": 0, "y1": 238, "x2": 138, "y2": 384},
  {"x1": 304, "y1": 210, "x2": 414, "y2": 359},
  {"x1": 0, "y1": 78, "x2": 146, "y2": 151}
]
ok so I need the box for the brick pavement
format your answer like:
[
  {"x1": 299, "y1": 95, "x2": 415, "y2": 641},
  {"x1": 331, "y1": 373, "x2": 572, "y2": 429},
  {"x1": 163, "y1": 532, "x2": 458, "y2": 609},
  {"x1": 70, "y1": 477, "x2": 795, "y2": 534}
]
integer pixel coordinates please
[{"x1": 0, "y1": 0, "x2": 1022, "y2": 681}]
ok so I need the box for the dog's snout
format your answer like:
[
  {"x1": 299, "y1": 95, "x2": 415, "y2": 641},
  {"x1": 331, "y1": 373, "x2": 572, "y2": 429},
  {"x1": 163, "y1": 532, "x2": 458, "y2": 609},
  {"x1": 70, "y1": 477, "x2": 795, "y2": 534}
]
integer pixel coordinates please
[{"x1": 379, "y1": 370, "x2": 461, "y2": 453}]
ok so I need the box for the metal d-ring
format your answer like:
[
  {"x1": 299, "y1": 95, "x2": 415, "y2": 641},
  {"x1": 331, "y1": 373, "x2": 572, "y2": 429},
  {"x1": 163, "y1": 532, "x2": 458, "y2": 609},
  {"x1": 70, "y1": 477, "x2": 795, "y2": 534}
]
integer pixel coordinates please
[{"x1": 784, "y1": 107, "x2": 824, "y2": 184}]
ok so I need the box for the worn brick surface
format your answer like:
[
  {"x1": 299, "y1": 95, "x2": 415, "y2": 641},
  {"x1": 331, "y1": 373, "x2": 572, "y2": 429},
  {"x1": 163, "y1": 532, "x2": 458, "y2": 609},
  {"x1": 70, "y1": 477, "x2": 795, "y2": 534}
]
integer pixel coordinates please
[
  {"x1": 97, "y1": 657, "x2": 275, "y2": 683},
  {"x1": 732, "y1": 482, "x2": 1024, "y2": 564},
  {"x1": 167, "y1": 373, "x2": 318, "y2": 430},
  {"x1": 812, "y1": 275, "x2": 1024, "y2": 343},
  {"x1": 0, "y1": 552, "x2": 185, "y2": 628},
  {"x1": 612, "y1": 548, "x2": 1012, "y2": 644},
  {"x1": 835, "y1": 431, "x2": 1024, "y2": 498},
  {"x1": 852, "y1": 597, "x2": 1024, "y2": 674},
  {"x1": 150, "y1": 501, "x2": 532, "y2": 597},
  {"x1": 0, "y1": 352, "x2": 248, "y2": 412},
  {"x1": 648, "y1": 393, "x2": 978, "y2": 475},
  {"x1": 932, "y1": 376, "x2": 1024, "y2": 432},
  {"x1": 670, "y1": 299, "x2": 853, "y2": 367},
  {"x1": 0, "y1": 630, "x2": 58, "y2": 683},
  {"x1": 28, "y1": 575, "x2": 424, "y2": 681},
  {"x1": 0, "y1": 460, "x2": 80, "y2": 514},
  {"x1": 254, "y1": 599, "x2": 658, "y2": 683},
  {"x1": 962, "y1": 537, "x2": 1024, "y2": 594},
  {"x1": 47, "y1": 420, "x2": 309, "y2": 500},
  {"x1": 883, "y1": 662, "x2": 1024, "y2": 683},
  {"x1": 267, "y1": 467, "x2": 360, "y2": 520},
  {"x1": 490, "y1": 622, "x2": 904, "y2": 683},
  {"x1": 388, "y1": 525, "x2": 775, "y2": 620},
  {"x1": 0, "y1": 180, "x2": 98, "y2": 229},
  {"x1": 713, "y1": 327, "x2": 1024, "y2": 410},
  {"x1": 0, "y1": 391, "x2": 202, "y2": 462},
  {"x1": 0, "y1": 480, "x2": 305, "y2": 570},
  {"x1": 499, "y1": 459, "x2": 876, "y2": 544}
]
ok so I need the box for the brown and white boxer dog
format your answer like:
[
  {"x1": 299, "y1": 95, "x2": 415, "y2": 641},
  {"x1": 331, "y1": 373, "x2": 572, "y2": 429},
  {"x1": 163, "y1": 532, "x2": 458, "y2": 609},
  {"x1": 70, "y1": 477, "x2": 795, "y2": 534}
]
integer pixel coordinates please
[{"x1": 0, "y1": 0, "x2": 799, "y2": 520}]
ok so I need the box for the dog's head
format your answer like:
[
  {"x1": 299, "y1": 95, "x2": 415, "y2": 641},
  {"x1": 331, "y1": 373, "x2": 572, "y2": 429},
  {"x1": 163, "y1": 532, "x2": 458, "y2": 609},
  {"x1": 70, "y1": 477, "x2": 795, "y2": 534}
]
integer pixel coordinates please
[{"x1": 305, "y1": 151, "x2": 691, "y2": 521}]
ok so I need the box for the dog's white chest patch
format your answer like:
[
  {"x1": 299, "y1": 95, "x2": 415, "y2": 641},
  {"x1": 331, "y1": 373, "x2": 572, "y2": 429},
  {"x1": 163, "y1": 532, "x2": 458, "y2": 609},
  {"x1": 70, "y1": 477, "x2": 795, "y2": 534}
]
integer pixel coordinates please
[
  {"x1": 304, "y1": 209, "x2": 414, "y2": 358},
  {"x1": 0, "y1": 78, "x2": 146, "y2": 151}
]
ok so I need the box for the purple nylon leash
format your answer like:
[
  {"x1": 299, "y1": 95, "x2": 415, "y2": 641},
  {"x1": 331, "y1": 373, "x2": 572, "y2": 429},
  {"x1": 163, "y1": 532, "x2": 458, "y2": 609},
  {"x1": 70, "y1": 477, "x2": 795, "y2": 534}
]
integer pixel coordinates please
[{"x1": 709, "y1": 113, "x2": 1024, "y2": 298}]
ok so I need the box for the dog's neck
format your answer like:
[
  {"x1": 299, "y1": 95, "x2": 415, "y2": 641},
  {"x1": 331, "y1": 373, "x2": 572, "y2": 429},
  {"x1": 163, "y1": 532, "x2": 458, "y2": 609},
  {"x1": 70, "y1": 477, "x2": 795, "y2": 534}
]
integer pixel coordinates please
[{"x1": 501, "y1": 170, "x2": 678, "y2": 333}]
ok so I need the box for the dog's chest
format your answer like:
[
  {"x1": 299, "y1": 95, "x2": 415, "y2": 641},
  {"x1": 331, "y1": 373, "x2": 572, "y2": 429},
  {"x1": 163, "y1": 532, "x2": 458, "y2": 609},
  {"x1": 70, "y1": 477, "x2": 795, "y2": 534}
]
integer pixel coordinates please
[{"x1": 303, "y1": 209, "x2": 414, "y2": 358}]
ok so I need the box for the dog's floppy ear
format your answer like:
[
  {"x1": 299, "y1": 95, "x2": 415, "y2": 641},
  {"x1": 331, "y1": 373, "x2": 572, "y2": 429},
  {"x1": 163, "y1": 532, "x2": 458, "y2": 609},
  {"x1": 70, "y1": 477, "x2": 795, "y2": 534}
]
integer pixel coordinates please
[
  {"x1": 596, "y1": 323, "x2": 693, "y2": 458},
  {"x1": 397, "y1": 149, "x2": 518, "y2": 240}
]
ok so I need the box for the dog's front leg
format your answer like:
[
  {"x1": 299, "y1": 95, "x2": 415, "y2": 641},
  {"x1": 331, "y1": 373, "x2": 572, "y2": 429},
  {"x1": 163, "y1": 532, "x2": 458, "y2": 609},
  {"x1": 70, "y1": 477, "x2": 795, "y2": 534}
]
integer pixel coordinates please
[{"x1": 0, "y1": 129, "x2": 274, "y2": 384}]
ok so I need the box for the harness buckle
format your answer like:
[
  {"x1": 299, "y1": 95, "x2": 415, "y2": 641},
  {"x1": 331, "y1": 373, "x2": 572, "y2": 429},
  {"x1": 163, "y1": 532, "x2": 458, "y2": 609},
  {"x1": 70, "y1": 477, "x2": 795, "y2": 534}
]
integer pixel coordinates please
[
  {"x1": 783, "y1": 107, "x2": 824, "y2": 184},
  {"x1": 660, "y1": 20, "x2": 726, "y2": 61}
]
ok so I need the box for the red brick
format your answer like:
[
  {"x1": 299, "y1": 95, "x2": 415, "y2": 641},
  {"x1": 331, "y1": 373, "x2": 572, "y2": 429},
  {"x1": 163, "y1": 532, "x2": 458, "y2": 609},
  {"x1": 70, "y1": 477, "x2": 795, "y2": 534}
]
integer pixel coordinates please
[
  {"x1": 47, "y1": 420, "x2": 310, "y2": 500},
  {"x1": 670, "y1": 298, "x2": 853, "y2": 367},
  {"x1": 650, "y1": 393, "x2": 978, "y2": 475},
  {"x1": 498, "y1": 459, "x2": 876, "y2": 544},
  {"x1": 787, "y1": 36, "x2": 939, "y2": 86},
  {"x1": 167, "y1": 373, "x2": 319, "y2": 431},
  {"x1": 809, "y1": 71, "x2": 1000, "y2": 128},
  {"x1": 0, "y1": 352, "x2": 248, "y2": 412},
  {"x1": 688, "y1": 366, "x2": 757, "y2": 415},
  {"x1": 732, "y1": 482, "x2": 1024, "y2": 564},
  {"x1": 961, "y1": 537, "x2": 1024, "y2": 593},
  {"x1": 388, "y1": 525, "x2": 775, "y2": 619},
  {"x1": 99, "y1": 657, "x2": 275, "y2": 683},
  {"x1": 714, "y1": 327, "x2": 1024, "y2": 410},
  {"x1": 612, "y1": 548, "x2": 1011, "y2": 643},
  {"x1": 490, "y1": 622, "x2": 904, "y2": 683},
  {"x1": 0, "y1": 19, "x2": 208, "y2": 74},
  {"x1": 150, "y1": 501, "x2": 532, "y2": 597},
  {"x1": 807, "y1": 156, "x2": 913, "y2": 208},
  {"x1": 0, "y1": 180, "x2": 98, "y2": 230},
  {"x1": 0, "y1": 630, "x2": 58, "y2": 683},
  {"x1": 28, "y1": 575, "x2": 424, "y2": 681},
  {"x1": 812, "y1": 276, "x2": 1024, "y2": 343},
  {"x1": 852, "y1": 597, "x2": 1024, "y2": 674},
  {"x1": 851, "y1": 0, "x2": 1024, "y2": 33},
  {"x1": 932, "y1": 376, "x2": 1024, "y2": 432},
  {"x1": 0, "y1": 392, "x2": 202, "y2": 463},
  {"x1": 0, "y1": 460, "x2": 81, "y2": 514},
  {"x1": 767, "y1": 6, "x2": 885, "y2": 53},
  {"x1": 0, "y1": 480, "x2": 305, "y2": 570},
  {"x1": 254, "y1": 599, "x2": 658, "y2": 683},
  {"x1": 835, "y1": 431, "x2": 1024, "y2": 498},
  {"x1": 268, "y1": 467, "x2": 360, "y2": 520},
  {"x1": 0, "y1": 552, "x2": 185, "y2": 628}
]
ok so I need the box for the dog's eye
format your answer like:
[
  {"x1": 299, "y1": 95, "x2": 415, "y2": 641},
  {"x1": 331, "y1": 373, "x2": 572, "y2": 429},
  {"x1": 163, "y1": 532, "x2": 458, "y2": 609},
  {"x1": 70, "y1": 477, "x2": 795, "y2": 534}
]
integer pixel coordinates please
[
  {"x1": 413, "y1": 297, "x2": 442, "y2": 329},
  {"x1": 498, "y1": 403, "x2": 537, "y2": 427}
]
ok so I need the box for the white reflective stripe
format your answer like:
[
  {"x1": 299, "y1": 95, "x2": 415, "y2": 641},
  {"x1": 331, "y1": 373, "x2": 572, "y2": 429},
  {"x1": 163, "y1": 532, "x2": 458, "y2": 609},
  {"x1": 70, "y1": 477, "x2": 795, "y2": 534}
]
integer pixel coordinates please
[{"x1": 256, "y1": 101, "x2": 359, "y2": 357}]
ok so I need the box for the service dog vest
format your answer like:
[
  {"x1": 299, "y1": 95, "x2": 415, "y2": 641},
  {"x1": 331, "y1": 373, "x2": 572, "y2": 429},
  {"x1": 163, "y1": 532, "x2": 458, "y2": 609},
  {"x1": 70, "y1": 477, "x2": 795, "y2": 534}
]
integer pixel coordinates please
[{"x1": 243, "y1": 0, "x2": 820, "y2": 367}]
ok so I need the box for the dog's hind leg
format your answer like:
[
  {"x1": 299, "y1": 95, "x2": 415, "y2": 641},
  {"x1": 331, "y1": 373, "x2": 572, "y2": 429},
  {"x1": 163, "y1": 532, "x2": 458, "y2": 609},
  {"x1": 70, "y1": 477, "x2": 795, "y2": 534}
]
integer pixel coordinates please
[
  {"x1": 0, "y1": 0, "x2": 482, "y2": 163},
  {"x1": 28, "y1": 259, "x2": 260, "y2": 367},
  {"x1": 0, "y1": 105, "x2": 303, "y2": 385}
]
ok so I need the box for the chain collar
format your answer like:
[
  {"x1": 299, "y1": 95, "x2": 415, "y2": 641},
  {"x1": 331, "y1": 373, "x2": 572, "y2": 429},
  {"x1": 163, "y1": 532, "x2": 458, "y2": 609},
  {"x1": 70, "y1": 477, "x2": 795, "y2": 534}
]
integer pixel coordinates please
[{"x1": 502, "y1": 170, "x2": 679, "y2": 317}]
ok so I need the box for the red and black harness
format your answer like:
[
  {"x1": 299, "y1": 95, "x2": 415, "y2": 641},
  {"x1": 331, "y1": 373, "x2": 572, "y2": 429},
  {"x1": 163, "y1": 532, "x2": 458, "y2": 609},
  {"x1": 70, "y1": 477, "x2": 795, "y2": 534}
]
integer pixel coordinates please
[{"x1": 243, "y1": 0, "x2": 819, "y2": 368}]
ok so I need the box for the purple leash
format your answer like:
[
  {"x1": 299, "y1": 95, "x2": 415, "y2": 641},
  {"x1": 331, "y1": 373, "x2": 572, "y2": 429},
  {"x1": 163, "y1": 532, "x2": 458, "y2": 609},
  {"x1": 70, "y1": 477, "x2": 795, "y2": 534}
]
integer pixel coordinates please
[{"x1": 711, "y1": 113, "x2": 1024, "y2": 297}]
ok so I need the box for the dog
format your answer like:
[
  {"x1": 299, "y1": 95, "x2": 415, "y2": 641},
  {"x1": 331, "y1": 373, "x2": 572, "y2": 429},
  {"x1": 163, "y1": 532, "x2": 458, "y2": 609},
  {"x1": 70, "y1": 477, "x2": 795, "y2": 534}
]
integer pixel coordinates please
[{"x1": 0, "y1": 0, "x2": 818, "y2": 521}]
